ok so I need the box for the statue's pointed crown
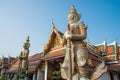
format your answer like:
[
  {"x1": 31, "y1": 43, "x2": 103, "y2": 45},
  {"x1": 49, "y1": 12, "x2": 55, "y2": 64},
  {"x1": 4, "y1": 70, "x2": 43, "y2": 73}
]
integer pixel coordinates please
[
  {"x1": 26, "y1": 36, "x2": 30, "y2": 43},
  {"x1": 23, "y1": 36, "x2": 30, "y2": 49},
  {"x1": 69, "y1": 5, "x2": 77, "y2": 14},
  {"x1": 68, "y1": 5, "x2": 81, "y2": 22}
]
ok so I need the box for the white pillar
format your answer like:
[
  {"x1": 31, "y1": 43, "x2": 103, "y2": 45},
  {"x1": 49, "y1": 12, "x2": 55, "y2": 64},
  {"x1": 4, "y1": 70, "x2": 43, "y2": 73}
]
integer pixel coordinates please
[
  {"x1": 37, "y1": 69, "x2": 44, "y2": 80},
  {"x1": 33, "y1": 73, "x2": 37, "y2": 80},
  {"x1": 37, "y1": 69, "x2": 40, "y2": 80},
  {"x1": 44, "y1": 62, "x2": 48, "y2": 80}
]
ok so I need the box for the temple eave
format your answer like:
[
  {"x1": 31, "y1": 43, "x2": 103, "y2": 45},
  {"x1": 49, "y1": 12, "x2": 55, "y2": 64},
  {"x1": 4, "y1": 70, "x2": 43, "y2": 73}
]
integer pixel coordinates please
[{"x1": 43, "y1": 54, "x2": 65, "y2": 61}]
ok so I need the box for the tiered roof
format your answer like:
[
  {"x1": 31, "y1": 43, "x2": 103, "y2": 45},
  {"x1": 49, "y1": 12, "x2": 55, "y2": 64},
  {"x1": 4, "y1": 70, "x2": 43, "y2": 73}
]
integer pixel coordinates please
[
  {"x1": 42, "y1": 48, "x2": 66, "y2": 60},
  {"x1": 7, "y1": 26, "x2": 120, "y2": 73},
  {"x1": 0, "y1": 57, "x2": 15, "y2": 69},
  {"x1": 29, "y1": 53, "x2": 43, "y2": 73},
  {"x1": 8, "y1": 58, "x2": 18, "y2": 73},
  {"x1": 95, "y1": 41, "x2": 118, "y2": 62},
  {"x1": 42, "y1": 26, "x2": 120, "y2": 72},
  {"x1": 8, "y1": 53, "x2": 43, "y2": 73},
  {"x1": 94, "y1": 41, "x2": 120, "y2": 71},
  {"x1": 42, "y1": 26, "x2": 103, "y2": 70}
]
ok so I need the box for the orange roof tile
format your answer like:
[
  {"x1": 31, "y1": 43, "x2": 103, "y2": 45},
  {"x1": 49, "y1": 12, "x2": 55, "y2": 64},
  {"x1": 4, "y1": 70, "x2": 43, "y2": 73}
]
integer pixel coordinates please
[{"x1": 107, "y1": 46, "x2": 115, "y2": 54}]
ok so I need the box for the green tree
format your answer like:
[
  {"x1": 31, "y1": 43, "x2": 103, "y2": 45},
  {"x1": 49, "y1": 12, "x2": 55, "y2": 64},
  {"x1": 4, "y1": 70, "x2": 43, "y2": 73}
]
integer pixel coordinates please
[{"x1": 51, "y1": 70, "x2": 61, "y2": 80}]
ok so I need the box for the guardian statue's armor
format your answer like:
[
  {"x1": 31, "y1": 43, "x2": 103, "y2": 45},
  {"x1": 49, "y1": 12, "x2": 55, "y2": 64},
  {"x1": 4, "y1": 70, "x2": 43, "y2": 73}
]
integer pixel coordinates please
[{"x1": 61, "y1": 5, "x2": 89, "y2": 80}]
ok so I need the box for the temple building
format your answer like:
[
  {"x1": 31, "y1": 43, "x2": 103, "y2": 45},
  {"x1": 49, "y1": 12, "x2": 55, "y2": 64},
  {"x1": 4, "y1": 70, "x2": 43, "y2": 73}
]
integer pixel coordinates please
[
  {"x1": 0, "y1": 55, "x2": 15, "y2": 80},
  {"x1": 0, "y1": 6, "x2": 120, "y2": 80},
  {"x1": 8, "y1": 53, "x2": 43, "y2": 80}
]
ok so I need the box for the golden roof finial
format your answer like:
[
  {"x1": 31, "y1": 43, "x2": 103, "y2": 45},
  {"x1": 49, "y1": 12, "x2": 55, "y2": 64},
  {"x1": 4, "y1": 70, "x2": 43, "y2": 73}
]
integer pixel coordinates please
[{"x1": 52, "y1": 19, "x2": 55, "y2": 28}]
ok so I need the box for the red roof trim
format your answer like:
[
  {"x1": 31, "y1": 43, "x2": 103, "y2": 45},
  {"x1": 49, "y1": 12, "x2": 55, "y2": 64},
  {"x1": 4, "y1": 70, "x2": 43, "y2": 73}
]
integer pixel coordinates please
[{"x1": 44, "y1": 54, "x2": 65, "y2": 61}]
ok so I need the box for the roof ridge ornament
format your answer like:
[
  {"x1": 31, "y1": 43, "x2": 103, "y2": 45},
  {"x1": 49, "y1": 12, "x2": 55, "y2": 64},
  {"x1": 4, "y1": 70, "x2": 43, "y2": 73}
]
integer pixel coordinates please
[{"x1": 52, "y1": 19, "x2": 55, "y2": 29}]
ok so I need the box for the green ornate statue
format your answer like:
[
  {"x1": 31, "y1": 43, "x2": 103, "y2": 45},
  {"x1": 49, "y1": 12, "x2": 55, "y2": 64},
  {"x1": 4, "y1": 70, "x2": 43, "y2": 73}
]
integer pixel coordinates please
[{"x1": 18, "y1": 36, "x2": 30, "y2": 80}]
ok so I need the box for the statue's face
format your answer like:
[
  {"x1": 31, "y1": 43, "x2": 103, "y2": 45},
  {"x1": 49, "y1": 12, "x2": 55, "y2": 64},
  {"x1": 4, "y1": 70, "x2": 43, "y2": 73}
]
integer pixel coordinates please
[
  {"x1": 68, "y1": 13, "x2": 78, "y2": 24},
  {"x1": 23, "y1": 43, "x2": 30, "y2": 49}
]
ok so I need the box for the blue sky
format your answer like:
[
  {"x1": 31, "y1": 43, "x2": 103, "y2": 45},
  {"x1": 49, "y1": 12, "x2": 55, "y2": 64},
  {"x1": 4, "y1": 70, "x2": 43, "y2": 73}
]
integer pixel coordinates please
[{"x1": 0, "y1": 0, "x2": 120, "y2": 57}]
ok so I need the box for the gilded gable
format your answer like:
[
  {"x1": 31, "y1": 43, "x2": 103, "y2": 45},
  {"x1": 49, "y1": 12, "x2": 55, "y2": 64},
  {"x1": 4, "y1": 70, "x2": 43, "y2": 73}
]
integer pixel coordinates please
[
  {"x1": 50, "y1": 34, "x2": 62, "y2": 50},
  {"x1": 44, "y1": 27, "x2": 63, "y2": 53}
]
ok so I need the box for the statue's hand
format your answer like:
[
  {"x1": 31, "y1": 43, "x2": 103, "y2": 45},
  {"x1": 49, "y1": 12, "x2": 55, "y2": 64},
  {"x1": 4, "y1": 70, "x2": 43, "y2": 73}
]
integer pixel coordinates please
[
  {"x1": 64, "y1": 30, "x2": 72, "y2": 39},
  {"x1": 18, "y1": 56, "x2": 23, "y2": 60}
]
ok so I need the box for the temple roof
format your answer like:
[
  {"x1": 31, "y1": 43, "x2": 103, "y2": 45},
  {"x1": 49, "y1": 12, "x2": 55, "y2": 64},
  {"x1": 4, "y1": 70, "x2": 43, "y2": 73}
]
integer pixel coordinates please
[
  {"x1": 8, "y1": 26, "x2": 120, "y2": 73},
  {"x1": 90, "y1": 41, "x2": 120, "y2": 71},
  {"x1": 42, "y1": 28, "x2": 120, "y2": 71},
  {"x1": 8, "y1": 53, "x2": 43, "y2": 73},
  {"x1": 0, "y1": 57, "x2": 15, "y2": 69},
  {"x1": 95, "y1": 41, "x2": 119, "y2": 62},
  {"x1": 8, "y1": 58, "x2": 18, "y2": 73},
  {"x1": 41, "y1": 27, "x2": 103, "y2": 69},
  {"x1": 29, "y1": 53, "x2": 43, "y2": 72},
  {"x1": 42, "y1": 48, "x2": 66, "y2": 60}
]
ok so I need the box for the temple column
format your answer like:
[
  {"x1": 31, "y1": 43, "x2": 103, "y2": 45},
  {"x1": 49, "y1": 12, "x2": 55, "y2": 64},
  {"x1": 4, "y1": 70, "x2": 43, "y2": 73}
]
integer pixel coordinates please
[
  {"x1": 33, "y1": 72, "x2": 37, "y2": 80},
  {"x1": 37, "y1": 69, "x2": 40, "y2": 80},
  {"x1": 44, "y1": 61, "x2": 48, "y2": 80},
  {"x1": 37, "y1": 69, "x2": 44, "y2": 80}
]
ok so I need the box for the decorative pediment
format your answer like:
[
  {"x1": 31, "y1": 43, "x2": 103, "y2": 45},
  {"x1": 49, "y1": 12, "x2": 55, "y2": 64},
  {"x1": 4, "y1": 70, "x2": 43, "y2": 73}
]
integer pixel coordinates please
[
  {"x1": 50, "y1": 34, "x2": 61, "y2": 49},
  {"x1": 44, "y1": 26, "x2": 63, "y2": 54}
]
